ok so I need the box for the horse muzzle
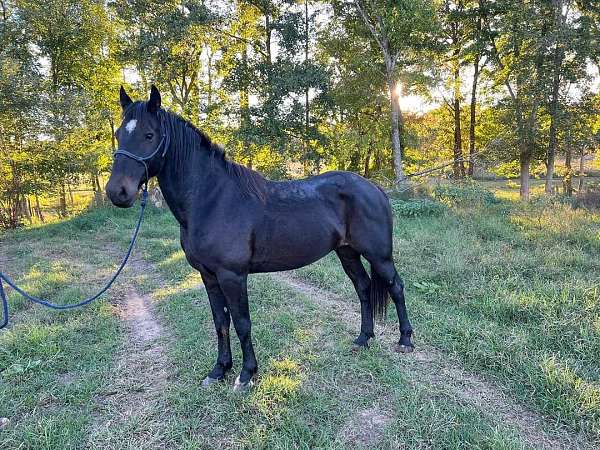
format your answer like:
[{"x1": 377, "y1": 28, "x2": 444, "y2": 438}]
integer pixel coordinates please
[{"x1": 106, "y1": 176, "x2": 140, "y2": 208}]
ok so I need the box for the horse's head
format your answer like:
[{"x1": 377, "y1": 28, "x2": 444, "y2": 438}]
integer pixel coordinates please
[{"x1": 106, "y1": 85, "x2": 166, "y2": 208}]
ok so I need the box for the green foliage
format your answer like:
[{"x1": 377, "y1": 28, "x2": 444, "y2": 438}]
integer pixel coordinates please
[
  {"x1": 390, "y1": 198, "x2": 446, "y2": 217},
  {"x1": 434, "y1": 183, "x2": 499, "y2": 206},
  {"x1": 1, "y1": 0, "x2": 599, "y2": 228}
]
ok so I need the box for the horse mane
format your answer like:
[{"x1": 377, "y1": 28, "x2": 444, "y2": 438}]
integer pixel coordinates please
[{"x1": 122, "y1": 101, "x2": 267, "y2": 201}]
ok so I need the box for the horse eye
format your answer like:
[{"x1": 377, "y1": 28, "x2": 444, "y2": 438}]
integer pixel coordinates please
[{"x1": 145, "y1": 133, "x2": 154, "y2": 140}]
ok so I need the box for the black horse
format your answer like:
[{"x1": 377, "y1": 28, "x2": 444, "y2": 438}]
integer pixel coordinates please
[{"x1": 106, "y1": 86, "x2": 414, "y2": 391}]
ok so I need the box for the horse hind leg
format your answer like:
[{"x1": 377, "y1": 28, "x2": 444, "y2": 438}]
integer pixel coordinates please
[
  {"x1": 335, "y1": 246, "x2": 374, "y2": 348},
  {"x1": 367, "y1": 258, "x2": 414, "y2": 353}
]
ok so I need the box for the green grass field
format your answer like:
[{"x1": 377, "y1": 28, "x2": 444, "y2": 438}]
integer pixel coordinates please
[{"x1": 1, "y1": 184, "x2": 599, "y2": 449}]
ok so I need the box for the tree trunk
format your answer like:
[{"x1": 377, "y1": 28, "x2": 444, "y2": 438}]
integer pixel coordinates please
[
  {"x1": 387, "y1": 75, "x2": 405, "y2": 182},
  {"x1": 545, "y1": 0, "x2": 564, "y2": 194},
  {"x1": 9, "y1": 199, "x2": 18, "y2": 228},
  {"x1": 578, "y1": 150, "x2": 585, "y2": 192},
  {"x1": 375, "y1": 147, "x2": 382, "y2": 172},
  {"x1": 468, "y1": 56, "x2": 480, "y2": 177},
  {"x1": 21, "y1": 195, "x2": 31, "y2": 224},
  {"x1": 519, "y1": 150, "x2": 531, "y2": 201},
  {"x1": 265, "y1": 15, "x2": 272, "y2": 64},
  {"x1": 304, "y1": 0, "x2": 311, "y2": 169},
  {"x1": 544, "y1": 95, "x2": 559, "y2": 195},
  {"x1": 240, "y1": 45, "x2": 250, "y2": 162},
  {"x1": 207, "y1": 48, "x2": 213, "y2": 109},
  {"x1": 109, "y1": 117, "x2": 116, "y2": 153},
  {"x1": 452, "y1": 51, "x2": 464, "y2": 178},
  {"x1": 364, "y1": 143, "x2": 373, "y2": 178},
  {"x1": 564, "y1": 145, "x2": 572, "y2": 196},
  {"x1": 353, "y1": 4, "x2": 405, "y2": 182},
  {"x1": 59, "y1": 184, "x2": 67, "y2": 217},
  {"x1": 468, "y1": 2, "x2": 482, "y2": 177},
  {"x1": 35, "y1": 195, "x2": 44, "y2": 222},
  {"x1": 1, "y1": 0, "x2": 7, "y2": 22}
]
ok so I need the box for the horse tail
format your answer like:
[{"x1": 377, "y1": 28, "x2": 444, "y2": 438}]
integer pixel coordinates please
[{"x1": 370, "y1": 266, "x2": 389, "y2": 321}]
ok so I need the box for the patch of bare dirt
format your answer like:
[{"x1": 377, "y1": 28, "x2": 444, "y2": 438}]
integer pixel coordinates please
[
  {"x1": 86, "y1": 263, "x2": 172, "y2": 448},
  {"x1": 271, "y1": 271, "x2": 592, "y2": 450},
  {"x1": 338, "y1": 407, "x2": 392, "y2": 449},
  {"x1": 119, "y1": 290, "x2": 163, "y2": 342}
]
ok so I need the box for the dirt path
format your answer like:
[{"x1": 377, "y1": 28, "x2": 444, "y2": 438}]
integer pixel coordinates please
[
  {"x1": 271, "y1": 271, "x2": 591, "y2": 450},
  {"x1": 86, "y1": 257, "x2": 173, "y2": 449}
]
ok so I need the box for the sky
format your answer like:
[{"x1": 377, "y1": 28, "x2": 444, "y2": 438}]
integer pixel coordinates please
[{"x1": 401, "y1": 62, "x2": 600, "y2": 115}]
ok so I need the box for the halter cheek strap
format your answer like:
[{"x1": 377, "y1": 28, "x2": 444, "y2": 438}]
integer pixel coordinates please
[{"x1": 113, "y1": 134, "x2": 168, "y2": 188}]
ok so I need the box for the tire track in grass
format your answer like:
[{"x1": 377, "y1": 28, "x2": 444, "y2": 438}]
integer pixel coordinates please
[
  {"x1": 271, "y1": 271, "x2": 591, "y2": 450},
  {"x1": 86, "y1": 256, "x2": 173, "y2": 449}
]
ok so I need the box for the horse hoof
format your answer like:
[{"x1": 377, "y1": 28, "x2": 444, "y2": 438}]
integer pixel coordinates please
[
  {"x1": 351, "y1": 343, "x2": 368, "y2": 352},
  {"x1": 394, "y1": 344, "x2": 414, "y2": 354},
  {"x1": 233, "y1": 375, "x2": 254, "y2": 392},
  {"x1": 202, "y1": 376, "x2": 220, "y2": 387}
]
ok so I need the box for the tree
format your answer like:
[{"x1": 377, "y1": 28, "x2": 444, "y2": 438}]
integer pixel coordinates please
[
  {"x1": 352, "y1": 0, "x2": 438, "y2": 183},
  {"x1": 112, "y1": 0, "x2": 213, "y2": 121},
  {"x1": 543, "y1": 0, "x2": 597, "y2": 194},
  {"x1": 0, "y1": 0, "x2": 43, "y2": 227},
  {"x1": 319, "y1": 7, "x2": 392, "y2": 178},
  {"x1": 440, "y1": 0, "x2": 469, "y2": 178},
  {"x1": 485, "y1": 0, "x2": 549, "y2": 201},
  {"x1": 19, "y1": 0, "x2": 116, "y2": 214},
  {"x1": 462, "y1": 0, "x2": 490, "y2": 176},
  {"x1": 218, "y1": 0, "x2": 330, "y2": 174}
]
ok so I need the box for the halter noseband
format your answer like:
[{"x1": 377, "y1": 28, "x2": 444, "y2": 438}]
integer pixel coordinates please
[{"x1": 113, "y1": 128, "x2": 170, "y2": 189}]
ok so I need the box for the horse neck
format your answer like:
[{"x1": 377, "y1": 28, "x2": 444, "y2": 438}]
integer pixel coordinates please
[{"x1": 156, "y1": 142, "x2": 233, "y2": 228}]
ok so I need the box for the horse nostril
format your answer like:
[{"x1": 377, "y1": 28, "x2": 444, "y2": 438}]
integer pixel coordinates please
[{"x1": 118, "y1": 187, "x2": 128, "y2": 200}]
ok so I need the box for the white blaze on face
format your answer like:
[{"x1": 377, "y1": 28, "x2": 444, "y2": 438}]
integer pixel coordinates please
[{"x1": 125, "y1": 119, "x2": 137, "y2": 134}]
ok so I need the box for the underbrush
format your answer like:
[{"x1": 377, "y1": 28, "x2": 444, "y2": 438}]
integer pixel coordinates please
[
  {"x1": 390, "y1": 198, "x2": 446, "y2": 217},
  {"x1": 434, "y1": 182, "x2": 500, "y2": 206}
]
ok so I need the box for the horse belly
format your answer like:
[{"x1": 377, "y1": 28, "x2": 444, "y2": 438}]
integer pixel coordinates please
[{"x1": 250, "y1": 211, "x2": 341, "y2": 273}]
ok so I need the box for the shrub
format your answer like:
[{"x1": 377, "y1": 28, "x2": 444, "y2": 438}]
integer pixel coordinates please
[
  {"x1": 390, "y1": 198, "x2": 446, "y2": 218},
  {"x1": 575, "y1": 182, "x2": 600, "y2": 210},
  {"x1": 387, "y1": 181, "x2": 434, "y2": 201},
  {"x1": 531, "y1": 194, "x2": 578, "y2": 210},
  {"x1": 434, "y1": 183, "x2": 499, "y2": 206}
]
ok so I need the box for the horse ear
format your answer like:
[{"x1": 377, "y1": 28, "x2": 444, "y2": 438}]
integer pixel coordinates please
[
  {"x1": 148, "y1": 84, "x2": 161, "y2": 113},
  {"x1": 119, "y1": 86, "x2": 132, "y2": 110}
]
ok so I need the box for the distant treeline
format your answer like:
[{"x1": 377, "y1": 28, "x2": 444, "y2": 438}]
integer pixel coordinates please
[{"x1": 1, "y1": 0, "x2": 599, "y2": 228}]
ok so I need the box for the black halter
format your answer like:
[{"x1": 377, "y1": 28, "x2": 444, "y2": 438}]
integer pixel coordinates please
[{"x1": 113, "y1": 118, "x2": 170, "y2": 188}]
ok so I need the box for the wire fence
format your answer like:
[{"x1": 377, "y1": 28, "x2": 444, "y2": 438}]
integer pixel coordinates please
[{"x1": 383, "y1": 135, "x2": 512, "y2": 194}]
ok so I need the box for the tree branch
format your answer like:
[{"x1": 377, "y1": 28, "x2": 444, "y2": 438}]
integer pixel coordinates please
[
  {"x1": 209, "y1": 25, "x2": 269, "y2": 59},
  {"x1": 354, "y1": 0, "x2": 385, "y2": 52}
]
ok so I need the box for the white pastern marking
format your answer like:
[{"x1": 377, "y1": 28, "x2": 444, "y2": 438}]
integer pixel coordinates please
[{"x1": 125, "y1": 119, "x2": 137, "y2": 134}]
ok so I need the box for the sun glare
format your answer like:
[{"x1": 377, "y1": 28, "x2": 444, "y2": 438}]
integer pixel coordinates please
[{"x1": 395, "y1": 82, "x2": 432, "y2": 114}]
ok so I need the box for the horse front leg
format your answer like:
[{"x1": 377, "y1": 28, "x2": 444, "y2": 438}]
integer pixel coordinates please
[
  {"x1": 200, "y1": 269, "x2": 233, "y2": 385},
  {"x1": 216, "y1": 270, "x2": 257, "y2": 391}
]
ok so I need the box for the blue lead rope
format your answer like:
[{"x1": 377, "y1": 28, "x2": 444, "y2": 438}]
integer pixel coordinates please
[{"x1": 0, "y1": 188, "x2": 149, "y2": 330}]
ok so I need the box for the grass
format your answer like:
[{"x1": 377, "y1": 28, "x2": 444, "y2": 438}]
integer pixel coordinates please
[
  {"x1": 0, "y1": 214, "x2": 127, "y2": 448},
  {"x1": 1, "y1": 183, "x2": 599, "y2": 448},
  {"x1": 295, "y1": 197, "x2": 600, "y2": 437}
]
